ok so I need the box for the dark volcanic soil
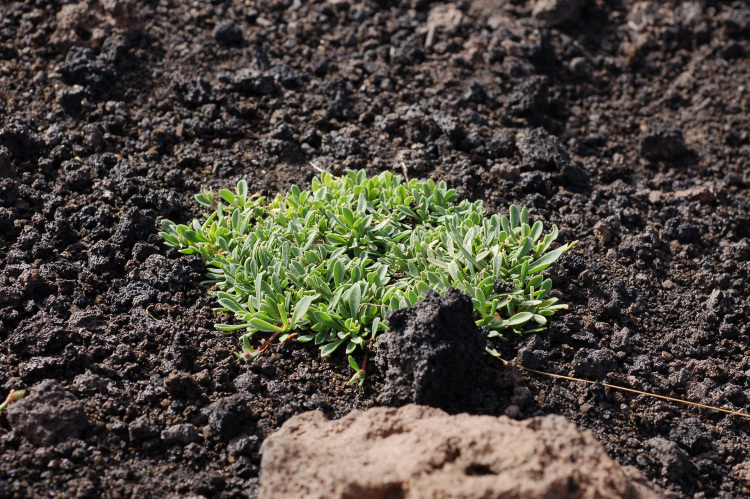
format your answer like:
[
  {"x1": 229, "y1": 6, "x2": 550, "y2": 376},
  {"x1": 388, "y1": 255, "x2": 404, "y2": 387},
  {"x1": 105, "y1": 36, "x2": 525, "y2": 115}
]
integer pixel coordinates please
[{"x1": 1, "y1": 0, "x2": 750, "y2": 497}]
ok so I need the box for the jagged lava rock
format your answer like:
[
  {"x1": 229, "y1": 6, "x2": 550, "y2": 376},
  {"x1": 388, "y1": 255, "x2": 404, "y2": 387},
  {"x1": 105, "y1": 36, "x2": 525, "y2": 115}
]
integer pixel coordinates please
[
  {"x1": 259, "y1": 404, "x2": 667, "y2": 499},
  {"x1": 375, "y1": 288, "x2": 486, "y2": 409},
  {"x1": 5, "y1": 379, "x2": 88, "y2": 445}
]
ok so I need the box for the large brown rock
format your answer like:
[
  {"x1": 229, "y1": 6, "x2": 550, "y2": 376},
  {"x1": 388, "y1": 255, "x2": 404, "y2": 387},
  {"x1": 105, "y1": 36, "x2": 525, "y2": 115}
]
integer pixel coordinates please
[
  {"x1": 260, "y1": 405, "x2": 667, "y2": 499},
  {"x1": 51, "y1": 0, "x2": 139, "y2": 51}
]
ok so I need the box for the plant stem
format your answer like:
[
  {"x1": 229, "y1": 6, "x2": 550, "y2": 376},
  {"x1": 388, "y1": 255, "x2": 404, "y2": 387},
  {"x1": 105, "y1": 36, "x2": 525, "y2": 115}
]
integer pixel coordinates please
[{"x1": 0, "y1": 389, "x2": 25, "y2": 413}]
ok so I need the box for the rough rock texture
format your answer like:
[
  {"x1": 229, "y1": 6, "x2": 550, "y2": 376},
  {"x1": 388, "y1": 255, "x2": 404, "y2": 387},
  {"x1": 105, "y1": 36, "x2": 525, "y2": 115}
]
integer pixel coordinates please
[
  {"x1": 516, "y1": 127, "x2": 590, "y2": 188},
  {"x1": 532, "y1": 0, "x2": 582, "y2": 26},
  {"x1": 5, "y1": 379, "x2": 89, "y2": 445},
  {"x1": 50, "y1": 0, "x2": 139, "y2": 50},
  {"x1": 260, "y1": 404, "x2": 666, "y2": 499},
  {"x1": 376, "y1": 289, "x2": 486, "y2": 409},
  {"x1": 3, "y1": 0, "x2": 750, "y2": 496},
  {"x1": 639, "y1": 127, "x2": 688, "y2": 161}
]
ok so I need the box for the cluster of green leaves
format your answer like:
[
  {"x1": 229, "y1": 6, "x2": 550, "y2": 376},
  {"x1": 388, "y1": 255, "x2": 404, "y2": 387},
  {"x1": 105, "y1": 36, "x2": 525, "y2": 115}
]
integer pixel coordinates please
[{"x1": 160, "y1": 170, "x2": 574, "y2": 384}]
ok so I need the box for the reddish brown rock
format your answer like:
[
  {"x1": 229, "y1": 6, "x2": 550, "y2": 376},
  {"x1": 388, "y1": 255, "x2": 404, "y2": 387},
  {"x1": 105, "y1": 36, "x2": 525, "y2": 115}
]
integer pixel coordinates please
[
  {"x1": 733, "y1": 461, "x2": 750, "y2": 486},
  {"x1": 260, "y1": 405, "x2": 667, "y2": 499},
  {"x1": 51, "y1": 0, "x2": 139, "y2": 51}
]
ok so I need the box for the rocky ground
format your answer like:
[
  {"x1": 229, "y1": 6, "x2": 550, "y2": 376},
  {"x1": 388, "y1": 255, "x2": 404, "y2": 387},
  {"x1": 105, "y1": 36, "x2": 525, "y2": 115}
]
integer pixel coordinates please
[{"x1": 1, "y1": 0, "x2": 749, "y2": 497}]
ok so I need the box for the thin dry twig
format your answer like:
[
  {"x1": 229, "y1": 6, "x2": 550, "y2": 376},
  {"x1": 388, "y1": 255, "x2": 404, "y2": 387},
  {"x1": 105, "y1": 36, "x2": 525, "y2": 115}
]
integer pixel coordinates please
[{"x1": 509, "y1": 361, "x2": 750, "y2": 420}]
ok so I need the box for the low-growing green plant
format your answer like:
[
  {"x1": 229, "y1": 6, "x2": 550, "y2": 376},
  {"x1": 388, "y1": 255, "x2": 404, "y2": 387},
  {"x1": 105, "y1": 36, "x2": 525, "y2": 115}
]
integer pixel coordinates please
[{"x1": 160, "y1": 170, "x2": 574, "y2": 384}]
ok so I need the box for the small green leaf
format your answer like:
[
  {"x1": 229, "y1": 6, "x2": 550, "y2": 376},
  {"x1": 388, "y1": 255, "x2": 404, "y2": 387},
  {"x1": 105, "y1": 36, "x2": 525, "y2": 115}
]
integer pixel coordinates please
[
  {"x1": 333, "y1": 259, "x2": 345, "y2": 287},
  {"x1": 528, "y1": 243, "x2": 573, "y2": 274},
  {"x1": 347, "y1": 371, "x2": 365, "y2": 386},
  {"x1": 371, "y1": 317, "x2": 381, "y2": 338},
  {"x1": 348, "y1": 284, "x2": 361, "y2": 317},
  {"x1": 291, "y1": 294, "x2": 316, "y2": 327},
  {"x1": 248, "y1": 317, "x2": 284, "y2": 332},
  {"x1": 506, "y1": 311, "x2": 533, "y2": 326},
  {"x1": 321, "y1": 339, "x2": 345, "y2": 357},
  {"x1": 348, "y1": 355, "x2": 361, "y2": 371},
  {"x1": 215, "y1": 323, "x2": 255, "y2": 331},
  {"x1": 326, "y1": 234, "x2": 348, "y2": 246},
  {"x1": 220, "y1": 189, "x2": 235, "y2": 205},
  {"x1": 217, "y1": 295, "x2": 243, "y2": 313},
  {"x1": 416, "y1": 281, "x2": 431, "y2": 296},
  {"x1": 510, "y1": 205, "x2": 520, "y2": 229},
  {"x1": 345, "y1": 341, "x2": 357, "y2": 354},
  {"x1": 447, "y1": 261, "x2": 459, "y2": 282},
  {"x1": 183, "y1": 230, "x2": 208, "y2": 243},
  {"x1": 237, "y1": 179, "x2": 248, "y2": 198},
  {"x1": 396, "y1": 205, "x2": 419, "y2": 220}
]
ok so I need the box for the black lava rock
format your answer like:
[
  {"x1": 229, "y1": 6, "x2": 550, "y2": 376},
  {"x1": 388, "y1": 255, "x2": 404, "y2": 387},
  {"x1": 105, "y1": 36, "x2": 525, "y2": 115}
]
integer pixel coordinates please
[
  {"x1": 233, "y1": 372, "x2": 261, "y2": 394},
  {"x1": 110, "y1": 281, "x2": 159, "y2": 313},
  {"x1": 161, "y1": 423, "x2": 201, "y2": 445},
  {"x1": 493, "y1": 279, "x2": 515, "y2": 294},
  {"x1": 172, "y1": 73, "x2": 215, "y2": 107},
  {"x1": 640, "y1": 127, "x2": 688, "y2": 161},
  {"x1": 6, "y1": 380, "x2": 89, "y2": 445},
  {"x1": 516, "y1": 127, "x2": 589, "y2": 188},
  {"x1": 57, "y1": 85, "x2": 87, "y2": 114},
  {"x1": 163, "y1": 372, "x2": 202, "y2": 399},
  {"x1": 58, "y1": 46, "x2": 116, "y2": 90},
  {"x1": 9, "y1": 314, "x2": 73, "y2": 356},
  {"x1": 0, "y1": 124, "x2": 44, "y2": 162},
  {"x1": 375, "y1": 288, "x2": 487, "y2": 409},
  {"x1": 663, "y1": 217, "x2": 701, "y2": 244},
  {"x1": 571, "y1": 348, "x2": 618, "y2": 380},
  {"x1": 110, "y1": 208, "x2": 156, "y2": 248},
  {"x1": 647, "y1": 437, "x2": 696, "y2": 486},
  {"x1": 229, "y1": 69, "x2": 276, "y2": 95},
  {"x1": 490, "y1": 128, "x2": 516, "y2": 159},
  {"x1": 213, "y1": 20, "x2": 243, "y2": 45},
  {"x1": 669, "y1": 418, "x2": 709, "y2": 453},
  {"x1": 128, "y1": 415, "x2": 159, "y2": 444},
  {"x1": 506, "y1": 75, "x2": 548, "y2": 116},
  {"x1": 202, "y1": 394, "x2": 255, "y2": 440}
]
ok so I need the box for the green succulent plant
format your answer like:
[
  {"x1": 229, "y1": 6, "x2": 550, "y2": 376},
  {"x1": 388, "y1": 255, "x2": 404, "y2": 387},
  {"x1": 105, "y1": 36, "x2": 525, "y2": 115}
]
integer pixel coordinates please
[
  {"x1": 160, "y1": 170, "x2": 574, "y2": 384},
  {"x1": 0, "y1": 389, "x2": 25, "y2": 413}
]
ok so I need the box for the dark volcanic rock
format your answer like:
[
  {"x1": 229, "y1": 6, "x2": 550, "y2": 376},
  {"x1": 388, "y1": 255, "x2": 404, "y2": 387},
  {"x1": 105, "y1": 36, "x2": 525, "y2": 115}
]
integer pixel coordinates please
[
  {"x1": 663, "y1": 217, "x2": 701, "y2": 244},
  {"x1": 9, "y1": 314, "x2": 75, "y2": 356},
  {"x1": 533, "y1": 0, "x2": 582, "y2": 26},
  {"x1": 572, "y1": 348, "x2": 618, "y2": 380},
  {"x1": 129, "y1": 415, "x2": 159, "y2": 444},
  {"x1": 6, "y1": 380, "x2": 89, "y2": 445},
  {"x1": 202, "y1": 394, "x2": 255, "y2": 440},
  {"x1": 0, "y1": 124, "x2": 44, "y2": 162},
  {"x1": 516, "y1": 128, "x2": 589, "y2": 188},
  {"x1": 172, "y1": 73, "x2": 215, "y2": 107},
  {"x1": 375, "y1": 288, "x2": 487, "y2": 409},
  {"x1": 640, "y1": 128, "x2": 688, "y2": 161},
  {"x1": 57, "y1": 46, "x2": 116, "y2": 90},
  {"x1": 228, "y1": 68, "x2": 276, "y2": 95},
  {"x1": 161, "y1": 423, "x2": 201, "y2": 445},
  {"x1": 213, "y1": 20, "x2": 243, "y2": 45},
  {"x1": 647, "y1": 437, "x2": 696, "y2": 487},
  {"x1": 164, "y1": 371, "x2": 202, "y2": 399}
]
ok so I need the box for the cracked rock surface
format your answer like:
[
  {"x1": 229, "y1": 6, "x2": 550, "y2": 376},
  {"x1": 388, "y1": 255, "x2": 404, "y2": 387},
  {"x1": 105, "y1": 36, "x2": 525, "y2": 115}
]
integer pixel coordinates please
[{"x1": 260, "y1": 404, "x2": 667, "y2": 499}]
